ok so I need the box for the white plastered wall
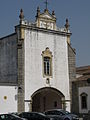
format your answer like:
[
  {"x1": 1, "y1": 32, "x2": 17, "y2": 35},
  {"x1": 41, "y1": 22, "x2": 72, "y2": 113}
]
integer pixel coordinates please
[
  {"x1": 0, "y1": 86, "x2": 17, "y2": 114},
  {"x1": 24, "y1": 29, "x2": 70, "y2": 112}
]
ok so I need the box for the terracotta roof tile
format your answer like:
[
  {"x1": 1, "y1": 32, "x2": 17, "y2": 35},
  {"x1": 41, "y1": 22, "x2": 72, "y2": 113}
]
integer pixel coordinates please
[{"x1": 76, "y1": 65, "x2": 90, "y2": 81}]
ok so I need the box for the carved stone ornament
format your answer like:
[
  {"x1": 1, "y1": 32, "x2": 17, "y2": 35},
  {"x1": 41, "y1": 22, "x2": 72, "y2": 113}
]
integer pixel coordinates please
[{"x1": 42, "y1": 47, "x2": 53, "y2": 58}]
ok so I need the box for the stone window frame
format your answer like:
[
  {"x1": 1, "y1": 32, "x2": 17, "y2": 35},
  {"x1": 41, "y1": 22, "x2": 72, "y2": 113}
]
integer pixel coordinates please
[
  {"x1": 80, "y1": 92, "x2": 88, "y2": 109},
  {"x1": 42, "y1": 47, "x2": 53, "y2": 78}
]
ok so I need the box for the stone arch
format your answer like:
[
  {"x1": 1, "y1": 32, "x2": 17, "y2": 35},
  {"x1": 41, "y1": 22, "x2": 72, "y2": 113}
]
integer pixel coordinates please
[{"x1": 31, "y1": 87, "x2": 65, "y2": 112}]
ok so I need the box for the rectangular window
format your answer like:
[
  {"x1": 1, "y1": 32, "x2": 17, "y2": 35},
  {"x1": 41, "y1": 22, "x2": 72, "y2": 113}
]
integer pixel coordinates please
[
  {"x1": 42, "y1": 48, "x2": 52, "y2": 77},
  {"x1": 44, "y1": 57, "x2": 50, "y2": 75}
]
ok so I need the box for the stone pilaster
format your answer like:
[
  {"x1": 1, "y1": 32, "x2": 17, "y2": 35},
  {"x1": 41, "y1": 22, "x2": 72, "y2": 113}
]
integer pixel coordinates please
[
  {"x1": 68, "y1": 43, "x2": 76, "y2": 112},
  {"x1": 29, "y1": 98, "x2": 32, "y2": 112},
  {"x1": 17, "y1": 24, "x2": 25, "y2": 113}
]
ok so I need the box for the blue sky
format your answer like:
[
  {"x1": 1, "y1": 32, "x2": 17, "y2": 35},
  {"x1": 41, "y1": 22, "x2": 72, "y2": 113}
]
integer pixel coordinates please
[{"x1": 0, "y1": 0, "x2": 90, "y2": 67}]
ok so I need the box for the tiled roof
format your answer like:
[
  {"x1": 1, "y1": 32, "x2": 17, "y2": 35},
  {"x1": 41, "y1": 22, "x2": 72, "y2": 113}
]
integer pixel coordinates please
[
  {"x1": 76, "y1": 65, "x2": 90, "y2": 81},
  {"x1": 76, "y1": 75, "x2": 90, "y2": 81}
]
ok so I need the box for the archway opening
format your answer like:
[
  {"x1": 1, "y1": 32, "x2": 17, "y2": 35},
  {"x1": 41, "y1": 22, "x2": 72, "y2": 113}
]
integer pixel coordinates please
[{"x1": 32, "y1": 87, "x2": 65, "y2": 112}]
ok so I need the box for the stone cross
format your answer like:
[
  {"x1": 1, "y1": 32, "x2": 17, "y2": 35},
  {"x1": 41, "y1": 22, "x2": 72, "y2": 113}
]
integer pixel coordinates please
[{"x1": 44, "y1": 0, "x2": 48, "y2": 9}]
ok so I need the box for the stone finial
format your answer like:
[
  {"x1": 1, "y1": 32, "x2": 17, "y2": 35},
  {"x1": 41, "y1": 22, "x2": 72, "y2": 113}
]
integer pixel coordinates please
[
  {"x1": 52, "y1": 10, "x2": 55, "y2": 16},
  {"x1": 36, "y1": 6, "x2": 40, "y2": 17},
  {"x1": 52, "y1": 10, "x2": 56, "y2": 18},
  {"x1": 37, "y1": 6, "x2": 40, "y2": 12},
  {"x1": 19, "y1": 9, "x2": 24, "y2": 21},
  {"x1": 65, "y1": 18, "x2": 70, "y2": 30},
  {"x1": 44, "y1": 8, "x2": 48, "y2": 13}
]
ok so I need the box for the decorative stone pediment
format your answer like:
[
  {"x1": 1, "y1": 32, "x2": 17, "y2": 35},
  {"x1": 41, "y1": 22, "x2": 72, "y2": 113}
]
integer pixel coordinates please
[
  {"x1": 36, "y1": 7, "x2": 56, "y2": 30},
  {"x1": 41, "y1": 14, "x2": 53, "y2": 19},
  {"x1": 39, "y1": 11, "x2": 56, "y2": 21},
  {"x1": 42, "y1": 47, "x2": 53, "y2": 58}
]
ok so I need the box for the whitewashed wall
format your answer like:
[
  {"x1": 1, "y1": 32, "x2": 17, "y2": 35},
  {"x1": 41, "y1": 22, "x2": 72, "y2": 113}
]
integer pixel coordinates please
[
  {"x1": 79, "y1": 86, "x2": 90, "y2": 113},
  {"x1": 0, "y1": 86, "x2": 17, "y2": 114},
  {"x1": 24, "y1": 29, "x2": 70, "y2": 111}
]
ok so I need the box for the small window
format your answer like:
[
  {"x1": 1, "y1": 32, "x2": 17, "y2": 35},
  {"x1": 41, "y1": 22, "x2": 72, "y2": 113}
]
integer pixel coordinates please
[{"x1": 80, "y1": 93, "x2": 87, "y2": 109}]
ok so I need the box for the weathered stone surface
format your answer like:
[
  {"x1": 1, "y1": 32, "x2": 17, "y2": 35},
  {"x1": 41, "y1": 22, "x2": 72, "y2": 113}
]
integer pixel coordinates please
[
  {"x1": 68, "y1": 43, "x2": 76, "y2": 112},
  {"x1": 0, "y1": 33, "x2": 17, "y2": 85}
]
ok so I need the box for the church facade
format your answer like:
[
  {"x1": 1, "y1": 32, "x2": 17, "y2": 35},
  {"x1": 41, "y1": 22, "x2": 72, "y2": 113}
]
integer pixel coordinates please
[{"x1": 0, "y1": 7, "x2": 76, "y2": 113}]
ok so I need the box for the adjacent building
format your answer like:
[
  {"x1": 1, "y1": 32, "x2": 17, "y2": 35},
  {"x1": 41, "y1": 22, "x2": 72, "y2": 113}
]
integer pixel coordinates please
[{"x1": 72, "y1": 66, "x2": 90, "y2": 116}]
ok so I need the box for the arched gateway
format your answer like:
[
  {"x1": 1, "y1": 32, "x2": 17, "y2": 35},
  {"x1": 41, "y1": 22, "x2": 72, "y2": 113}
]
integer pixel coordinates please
[{"x1": 31, "y1": 87, "x2": 65, "y2": 112}]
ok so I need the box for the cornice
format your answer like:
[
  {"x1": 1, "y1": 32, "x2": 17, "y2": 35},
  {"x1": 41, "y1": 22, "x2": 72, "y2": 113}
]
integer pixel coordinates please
[{"x1": 15, "y1": 24, "x2": 72, "y2": 36}]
